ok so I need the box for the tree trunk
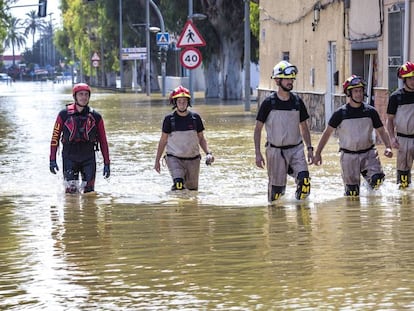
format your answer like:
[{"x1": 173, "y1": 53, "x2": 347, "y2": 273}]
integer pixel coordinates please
[
  {"x1": 220, "y1": 38, "x2": 243, "y2": 100},
  {"x1": 201, "y1": 0, "x2": 244, "y2": 100},
  {"x1": 204, "y1": 53, "x2": 220, "y2": 98}
]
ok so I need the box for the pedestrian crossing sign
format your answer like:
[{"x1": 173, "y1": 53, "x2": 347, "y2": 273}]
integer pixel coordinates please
[
  {"x1": 156, "y1": 32, "x2": 170, "y2": 46},
  {"x1": 176, "y1": 20, "x2": 206, "y2": 48}
]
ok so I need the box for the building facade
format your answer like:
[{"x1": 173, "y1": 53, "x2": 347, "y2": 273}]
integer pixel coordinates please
[{"x1": 258, "y1": 0, "x2": 414, "y2": 132}]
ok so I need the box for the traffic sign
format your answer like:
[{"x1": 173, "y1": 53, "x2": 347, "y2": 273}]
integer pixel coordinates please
[
  {"x1": 180, "y1": 47, "x2": 202, "y2": 70},
  {"x1": 176, "y1": 20, "x2": 206, "y2": 48},
  {"x1": 121, "y1": 47, "x2": 147, "y2": 60},
  {"x1": 156, "y1": 32, "x2": 170, "y2": 46},
  {"x1": 91, "y1": 51, "x2": 100, "y2": 61}
]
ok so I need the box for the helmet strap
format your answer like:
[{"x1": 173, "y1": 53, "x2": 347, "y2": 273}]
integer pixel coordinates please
[
  {"x1": 349, "y1": 93, "x2": 364, "y2": 105},
  {"x1": 404, "y1": 79, "x2": 414, "y2": 91},
  {"x1": 74, "y1": 97, "x2": 89, "y2": 108},
  {"x1": 177, "y1": 105, "x2": 188, "y2": 113}
]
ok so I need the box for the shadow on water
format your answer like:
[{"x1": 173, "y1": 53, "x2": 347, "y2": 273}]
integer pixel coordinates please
[{"x1": 2, "y1": 82, "x2": 414, "y2": 309}]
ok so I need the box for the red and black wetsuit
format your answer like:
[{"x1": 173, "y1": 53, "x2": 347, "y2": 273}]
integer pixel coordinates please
[{"x1": 50, "y1": 103, "x2": 110, "y2": 192}]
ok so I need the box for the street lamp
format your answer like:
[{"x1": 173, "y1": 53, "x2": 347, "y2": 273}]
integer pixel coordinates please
[
  {"x1": 146, "y1": 26, "x2": 160, "y2": 96},
  {"x1": 145, "y1": 0, "x2": 167, "y2": 96},
  {"x1": 148, "y1": 0, "x2": 167, "y2": 96}
]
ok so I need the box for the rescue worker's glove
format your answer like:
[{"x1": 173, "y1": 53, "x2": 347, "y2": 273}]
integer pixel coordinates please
[
  {"x1": 49, "y1": 160, "x2": 59, "y2": 174},
  {"x1": 103, "y1": 164, "x2": 110, "y2": 178},
  {"x1": 205, "y1": 153, "x2": 214, "y2": 166}
]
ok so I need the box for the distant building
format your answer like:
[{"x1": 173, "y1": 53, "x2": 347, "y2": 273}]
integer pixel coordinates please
[{"x1": 0, "y1": 54, "x2": 23, "y2": 68}]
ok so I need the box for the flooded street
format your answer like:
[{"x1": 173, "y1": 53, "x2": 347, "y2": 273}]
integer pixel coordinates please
[{"x1": 1, "y1": 81, "x2": 414, "y2": 310}]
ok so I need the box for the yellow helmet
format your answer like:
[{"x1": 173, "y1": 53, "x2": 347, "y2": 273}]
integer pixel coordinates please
[
  {"x1": 397, "y1": 62, "x2": 414, "y2": 79},
  {"x1": 271, "y1": 61, "x2": 298, "y2": 79},
  {"x1": 169, "y1": 85, "x2": 191, "y2": 108},
  {"x1": 343, "y1": 75, "x2": 366, "y2": 95}
]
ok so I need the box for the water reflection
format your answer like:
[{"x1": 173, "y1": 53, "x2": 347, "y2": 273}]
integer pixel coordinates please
[{"x1": 1, "y1": 82, "x2": 414, "y2": 309}]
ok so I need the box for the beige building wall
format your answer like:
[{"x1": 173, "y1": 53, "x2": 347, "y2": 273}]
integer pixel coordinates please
[
  {"x1": 259, "y1": 0, "x2": 345, "y2": 93},
  {"x1": 258, "y1": 0, "x2": 414, "y2": 132}
]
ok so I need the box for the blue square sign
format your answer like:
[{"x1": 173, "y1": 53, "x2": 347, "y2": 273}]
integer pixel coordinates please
[{"x1": 156, "y1": 32, "x2": 170, "y2": 46}]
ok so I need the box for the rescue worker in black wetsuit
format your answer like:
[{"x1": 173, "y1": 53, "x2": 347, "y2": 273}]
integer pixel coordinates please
[
  {"x1": 313, "y1": 75, "x2": 393, "y2": 197},
  {"x1": 49, "y1": 83, "x2": 110, "y2": 193},
  {"x1": 254, "y1": 60, "x2": 314, "y2": 202},
  {"x1": 386, "y1": 61, "x2": 414, "y2": 189},
  {"x1": 154, "y1": 85, "x2": 214, "y2": 191}
]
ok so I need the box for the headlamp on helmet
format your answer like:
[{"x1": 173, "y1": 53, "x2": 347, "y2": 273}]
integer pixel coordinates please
[
  {"x1": 397, "y1": 62, "x2": 414, "y2": 79},
  {"x1": 169, "y1": 85, "x2": 191, "y2": 108},
  {"x1": 343, "y1": 75, "x2": 366, "y2": 95},
  {"x1": 271, "y1": 61, "x2": 298, "y2": 79}
]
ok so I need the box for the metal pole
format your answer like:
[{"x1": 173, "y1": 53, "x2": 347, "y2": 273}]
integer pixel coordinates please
[
  {"x1": 100, "y1": 9, "x2": 105, "y2": 87},
  {"x1": 150, "y1": 0, "x2": 166, "y2": 96},
  {"x1": 133, "y1": 58, "x2": 137, "y2": 90},
  {"x1": 244, "y1": 0, "x2": 251, "y2": 111},
  {"x1": 188, "y1": 0, "x2": 194, "y2": 99},
  {"x1": 403, "y1": 0, "x2": 410, "y2": 62},
  {"x1": 146, "y1": 0, "x2": 151, "y2": 96},
  {"x1": 100, "y1": 36, "x2": 105, "y2": 87},
  {"x1": 119, "y1": 0, "x2": 123, "y2": 88}
]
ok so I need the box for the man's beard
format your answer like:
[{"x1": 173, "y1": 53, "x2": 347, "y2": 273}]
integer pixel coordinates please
[{"x1": 280, "y1": 84, "x2": 293, "y2": 92}]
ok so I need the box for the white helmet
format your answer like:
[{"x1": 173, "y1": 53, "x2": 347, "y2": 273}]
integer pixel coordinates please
[{"x1": 271, "y1": 61, "x2": 298, "y2": 79}]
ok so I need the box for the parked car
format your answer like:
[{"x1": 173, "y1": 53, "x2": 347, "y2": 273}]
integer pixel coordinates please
[{"x1": 0, "y1": 73, "x2": 12, "y2": 83}]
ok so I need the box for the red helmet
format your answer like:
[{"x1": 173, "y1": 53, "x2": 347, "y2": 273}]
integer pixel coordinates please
[
  {"x1": 343, "y1": 75, "x2": 366, "y2": 95},
  {"x1": 397, "y1": 62, "x2": 414, "y2": 79},
  {"x1": 72, "y1": 83, "x2": 91, "y2": 97},
  {"x1": 169, "y1": 85, "x2": 191, "y2": 107}
]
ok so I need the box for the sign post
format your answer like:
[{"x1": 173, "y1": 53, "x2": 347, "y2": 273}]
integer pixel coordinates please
[
  {"x1": 176, "y1": 20, "x2": 206, "y2": 99},
  {"x1": 180, "y1": 47, "x2": 202, "y2": 70},
  {"x1": 91, "y1": 52, "x2": 100, "y2": 85}
]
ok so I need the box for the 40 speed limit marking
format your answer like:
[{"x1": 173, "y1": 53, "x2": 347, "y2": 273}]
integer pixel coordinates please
[{"x1": 180, "y1": 47, "x2": 202, "y2": 69}]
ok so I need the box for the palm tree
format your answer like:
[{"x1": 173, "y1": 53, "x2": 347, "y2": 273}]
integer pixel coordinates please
[
  {"x1": 24, "y1": 10, "x2": 46, "y2": 51},
  {"x1": 4, "y1": 17, "x2": 27, "y2": 67}
]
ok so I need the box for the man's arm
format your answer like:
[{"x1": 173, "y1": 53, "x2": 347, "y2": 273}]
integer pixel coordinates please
[
  {"x1": 313, "y1": 125, "x2": 335, "y2": 165},
  {"x1": 154, "y1": 132, "x2": 168, "y2": 173},
  {"x1": 50, "y1": 114, "x2": 63, "y2": 161},
  {"x1": 97, "y1": 119, "x2": 110, "y2": 165},
  {"x1": 299, "y1": 120, "x2": 314, "y2": 163},
  {"x1": 376, "y1": 126, "x2": 393, "y2": 158},
  {"x1": 254, "y1": 121, "x2": 265, "y2": 168},
  {"x1": 386, "y1": 114, "x2": 399, "y2": 149}
]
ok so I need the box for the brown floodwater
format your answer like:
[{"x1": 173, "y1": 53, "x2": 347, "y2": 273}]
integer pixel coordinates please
[{"x1": 1, "y1": 81, "x2": 413, "y2": 310}]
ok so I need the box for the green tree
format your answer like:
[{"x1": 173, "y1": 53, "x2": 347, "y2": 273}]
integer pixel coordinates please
[
  {"x1": 56, "y1": 0, "x2": 120, "y2": 86},
  {"x1": 4, "y1": 17, "x2": 26, "y2": 66},
  {"x1": 0, "y1": 1, "x2": 10, "y2": 53},
  {"x1": 160, "y1": 0, "x2": 259, "y2": 99},
  {"x1": 56, "y1": 0, "x2": 259, "y2": 95}
]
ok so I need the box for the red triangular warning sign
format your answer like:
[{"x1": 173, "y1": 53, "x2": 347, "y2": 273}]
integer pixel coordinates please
[
  {"x1": 91, "y1": 52, "x2": 100, "y2": 61},
  {"x1": 176, "y1": 20, "x2": 206, "y2": 48}
]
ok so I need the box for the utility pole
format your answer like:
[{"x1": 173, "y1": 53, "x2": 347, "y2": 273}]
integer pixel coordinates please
[
  {"x1": 119, "y1": 0, "x2": 123, "y2": 88},
  {"x1": 188, "y1": 0, "x2": 194, "y2": 99},
  {"x1": 146, "y1": 0, "x2": 151, "y2": 96},
  {"x1": 244, "y1": 0, "x2": 251, "y2": 111}
]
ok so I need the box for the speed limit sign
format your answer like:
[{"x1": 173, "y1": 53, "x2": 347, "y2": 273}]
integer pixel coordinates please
[{"x1": 180, "y1": 47, "x2": 202, "y2": 70}]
